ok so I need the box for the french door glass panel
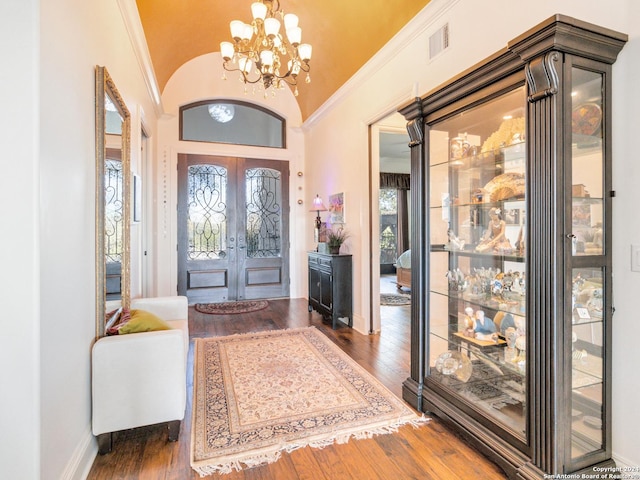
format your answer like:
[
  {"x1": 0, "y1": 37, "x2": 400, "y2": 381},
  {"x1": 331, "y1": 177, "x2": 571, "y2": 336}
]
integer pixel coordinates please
[
  {"x1": 187, "y1": 164, "x2": 228, "y2": 260},
  {"x1": 188, "y1": 165, "x2": 283, "y2": 260},
  {"x1": 428, "y1": 86, "x2": 528, "y2": 439},
  {"x1": 245, "y1": 167, "x2": 282, "y2": 258}
]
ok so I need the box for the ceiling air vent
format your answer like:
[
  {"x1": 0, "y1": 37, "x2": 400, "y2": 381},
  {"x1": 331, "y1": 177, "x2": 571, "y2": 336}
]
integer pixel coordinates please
[{"x1": 429, "y1": 23, "x2": 450, "y2": 60}]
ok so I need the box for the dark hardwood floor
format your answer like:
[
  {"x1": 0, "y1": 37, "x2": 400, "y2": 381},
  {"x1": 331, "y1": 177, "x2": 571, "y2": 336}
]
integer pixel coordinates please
[{"x1": 87, "y1": 283, "x2": 506, "y2": 479}]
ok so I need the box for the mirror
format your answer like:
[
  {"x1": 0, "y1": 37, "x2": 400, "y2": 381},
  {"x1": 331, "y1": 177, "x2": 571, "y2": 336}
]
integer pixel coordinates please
[{"x1": 95, "y1": 66, "x2": 131, "y2": 338}]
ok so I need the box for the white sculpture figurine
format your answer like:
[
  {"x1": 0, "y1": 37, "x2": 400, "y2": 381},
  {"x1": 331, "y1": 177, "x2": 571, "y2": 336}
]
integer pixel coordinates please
[
  {"x1": 462, "y1": 307, "x2": 476, "y2": 337},
  {"x1": 476, "y1": 208, "x2": 510, "y2": 253}
]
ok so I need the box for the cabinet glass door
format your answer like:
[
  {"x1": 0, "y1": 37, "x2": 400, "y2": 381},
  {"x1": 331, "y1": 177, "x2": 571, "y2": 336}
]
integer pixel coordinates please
[
  {"x1": 571, "y1": 69, "x2": 604, "y2": 256},
  {"x1": 570, "y1": 67, "x2": 606, "y2": 460},
  {"x1": 428, "y1": 86, "x2": 527, "y2": 440}
]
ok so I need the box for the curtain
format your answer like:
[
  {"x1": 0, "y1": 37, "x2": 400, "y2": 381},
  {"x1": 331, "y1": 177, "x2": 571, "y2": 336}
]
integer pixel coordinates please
[
  {"x1": 380, "y1": 172, "x2": 410, "y2": 190},
  {"x1": 397, "y1": 189, "x2": 409, "y2": 255}
]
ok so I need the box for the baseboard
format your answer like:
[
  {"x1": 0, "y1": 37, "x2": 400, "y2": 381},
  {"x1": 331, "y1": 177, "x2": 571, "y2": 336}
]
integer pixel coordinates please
[
  {"x1": 613, "y1": 452, "x2": 639, "y2": 472},
  {"x1": 351, "y1": 313, "x2": 368, "y2": 335},
  {"x1": 60, "y1": 428, "x2": 97, "y2": 480}
]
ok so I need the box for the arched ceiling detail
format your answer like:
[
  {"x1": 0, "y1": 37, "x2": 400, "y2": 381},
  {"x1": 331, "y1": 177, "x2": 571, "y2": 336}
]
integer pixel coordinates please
[{"x1": 135, "y1": 0, "x2": 431, "y2": 120}]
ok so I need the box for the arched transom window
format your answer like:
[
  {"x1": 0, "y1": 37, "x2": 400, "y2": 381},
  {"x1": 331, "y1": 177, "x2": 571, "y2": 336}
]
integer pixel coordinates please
[{"x1": 180, "y1": 100, "x2": 286, "y2": 148}]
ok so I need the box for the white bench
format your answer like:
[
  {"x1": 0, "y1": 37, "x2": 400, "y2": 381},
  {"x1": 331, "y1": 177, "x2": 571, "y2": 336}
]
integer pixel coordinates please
[{"x1": 92, "y1": 296, "x2": 189, "y2": 454}]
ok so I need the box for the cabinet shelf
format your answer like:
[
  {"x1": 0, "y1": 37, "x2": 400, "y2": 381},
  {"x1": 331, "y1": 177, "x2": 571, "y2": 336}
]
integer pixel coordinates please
[
  {"x1": 572, "y1": 354, "x2": 603, "y2": 386},
  {"x1": 432, "y1": 245, "x2": 526, "y2": 263},
  {"x1": 571, "y1": 315, "x2": 603, "y2": 327},
  {"x1": 572, "y1": 196, "x2": 604, "y2": 205},
  {"x1": 431, "y1": 289, "x2": 526, "y2": 317},
  {"x1": 573, "y1": 134, "x2": 602, "y2": 150},
  {"x1": 432, "y1": 141, "x2": 527, "y2": 169},
  {"x1": 442, "y1": 197, "x2": 527, "y2": 211}
]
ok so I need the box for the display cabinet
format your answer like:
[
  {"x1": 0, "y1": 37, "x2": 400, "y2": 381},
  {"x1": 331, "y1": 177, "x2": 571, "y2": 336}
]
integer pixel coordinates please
[{"x1": 399, "y1": 15, "x2": 626, "y2": 479}]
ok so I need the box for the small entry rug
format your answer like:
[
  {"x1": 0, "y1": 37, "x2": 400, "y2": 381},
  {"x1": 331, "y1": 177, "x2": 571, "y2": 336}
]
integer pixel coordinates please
[
  {"x1": 190, "y1": 327, "x2": 426, "y2": 476},
  {"x1": 194, "y1": 300, "x2": 268, "y2": 315},
  {"x1": 380, "y1": 293, "x2": 411, "y2": 306}
]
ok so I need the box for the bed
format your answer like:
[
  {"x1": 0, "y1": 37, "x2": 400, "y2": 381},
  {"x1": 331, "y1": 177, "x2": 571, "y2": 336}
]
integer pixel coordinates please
[{"x1": 394, "y1": 249, "x2": 411, "y2": 290}]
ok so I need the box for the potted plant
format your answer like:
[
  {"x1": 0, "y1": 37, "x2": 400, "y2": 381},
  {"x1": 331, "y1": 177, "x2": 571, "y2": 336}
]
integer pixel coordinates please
[{"x1": 327, "y1": 228, "x2": 349, "y2": 254}]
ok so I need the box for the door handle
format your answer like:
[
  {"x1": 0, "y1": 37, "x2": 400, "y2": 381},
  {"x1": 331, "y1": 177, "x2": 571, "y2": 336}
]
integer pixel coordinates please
[{"x1": 238, "y1": 245, "x2": 246, "y2": 249}]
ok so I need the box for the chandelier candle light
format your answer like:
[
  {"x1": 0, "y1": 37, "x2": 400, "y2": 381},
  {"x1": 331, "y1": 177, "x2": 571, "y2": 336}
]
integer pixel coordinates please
[{"x1": 220, "y1": 0, "x2": 312, "y2": 97}]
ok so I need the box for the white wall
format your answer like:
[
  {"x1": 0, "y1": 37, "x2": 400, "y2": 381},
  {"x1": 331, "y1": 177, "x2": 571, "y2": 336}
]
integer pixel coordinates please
[
  {"x1": 304, "y1": 0, "x2": 639, "y2": 468},
  {"x1": 0, "y1": 1, "x2": 40, "y2": 479},
  {"x1": 155, "y1": 52, "x2": 307, "y2": 300},
  {"x1": 0, "y1": 1, "x2": 158, "y2": 479}
]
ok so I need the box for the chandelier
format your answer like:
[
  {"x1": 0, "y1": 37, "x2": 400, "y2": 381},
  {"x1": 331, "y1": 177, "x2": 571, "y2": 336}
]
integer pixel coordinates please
[{"x1": 220, "y1": 0, "x2": 312, "y2": 97}]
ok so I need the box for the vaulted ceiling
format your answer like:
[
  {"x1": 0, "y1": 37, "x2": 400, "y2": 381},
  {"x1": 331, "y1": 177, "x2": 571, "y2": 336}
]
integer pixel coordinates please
[{"x1": 135, "y1": 0, "x2": 431, "y2": 120}]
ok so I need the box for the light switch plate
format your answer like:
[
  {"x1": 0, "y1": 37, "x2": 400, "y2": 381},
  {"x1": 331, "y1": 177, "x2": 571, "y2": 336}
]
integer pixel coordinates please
[{"x1": 632, "y1": 244, "x2": 640, "y2": 272}]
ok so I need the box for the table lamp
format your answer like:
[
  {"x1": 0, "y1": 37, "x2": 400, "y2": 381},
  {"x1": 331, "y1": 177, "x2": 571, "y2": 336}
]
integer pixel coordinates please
[{"x1": 310, "y1": 194, "x2": 327, "y2": 244}]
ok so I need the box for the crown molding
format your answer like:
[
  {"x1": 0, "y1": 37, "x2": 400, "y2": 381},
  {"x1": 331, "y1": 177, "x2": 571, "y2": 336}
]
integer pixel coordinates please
[
  {"x1": 117, "y1": 0, "x2": 165, "y2": 118},
  {"x1": 303, "y1": 0, "x2": 459, "y2": 130}
]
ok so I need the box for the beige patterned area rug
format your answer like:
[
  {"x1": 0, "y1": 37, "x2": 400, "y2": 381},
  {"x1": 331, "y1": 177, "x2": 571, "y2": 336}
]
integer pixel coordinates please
[{"x1": 190, "y1": 327, "x2": 427, "y2": 476}]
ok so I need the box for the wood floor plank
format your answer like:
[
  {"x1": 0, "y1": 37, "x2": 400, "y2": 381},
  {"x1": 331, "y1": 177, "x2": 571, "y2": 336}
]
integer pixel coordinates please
[
  {"x1": 349, "y1": 435, "x2": 411, "y2": 479},
  {"x1": 404, "y1": 419, "x2": 506, "y2": 479},
  {"x1": 308, "y1": 443, "x2": 360, "y2": 480},
  {"x1": 242, "y1": 464, "x2": 276, "y2": 480},
  {"x1": 373, "y1": 428, "x2": 439, "y2": 479},
  {"x1": 86, "y1": 292, "x2": 507, "y2": 480},
  {"x1": 260, "y1": 451, "x2": 300, "y2": 480},
  {"x1": 331, "y1": 439, "x2": 387, "y2": 480},
  {"x1": 376, "y1": 423, "x2": 467, "y2": 480},
  {"x1": 288, "y1": 446, "x2": 330, "y2": 480}
]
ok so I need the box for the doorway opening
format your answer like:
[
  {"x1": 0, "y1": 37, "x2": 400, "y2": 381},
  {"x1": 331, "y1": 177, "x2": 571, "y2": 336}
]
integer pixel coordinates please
[{"x1": 370, "y1": 112, "x2": 411, "y2": 333}]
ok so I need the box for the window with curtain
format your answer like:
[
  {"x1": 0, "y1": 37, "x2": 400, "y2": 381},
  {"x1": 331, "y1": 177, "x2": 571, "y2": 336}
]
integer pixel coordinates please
[
  {"x1": 379, "y1": 172, "x2": 411, "y2": 268},
  {"x1": 379, "y1": 188, "x2": 398, "y2": 265}
]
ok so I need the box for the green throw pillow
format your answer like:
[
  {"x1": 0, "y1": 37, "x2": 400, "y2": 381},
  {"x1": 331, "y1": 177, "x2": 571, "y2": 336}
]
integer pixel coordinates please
[{"x1": 116, "y1": 309, "x2": 171, "y2": 335}]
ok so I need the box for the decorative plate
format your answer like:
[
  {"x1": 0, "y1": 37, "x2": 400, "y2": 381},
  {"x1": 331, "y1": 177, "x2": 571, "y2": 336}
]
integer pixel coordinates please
[
  {"x1": 572, "y1": 103, "x2": 602, "y2": 136},
  {"x1": 434, "y1": 350, "x2": 473, "y2": 383}
]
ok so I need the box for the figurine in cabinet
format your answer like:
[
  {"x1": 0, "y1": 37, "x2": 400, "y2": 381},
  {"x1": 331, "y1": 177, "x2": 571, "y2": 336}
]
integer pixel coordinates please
[
  {"x1": 515, "y1": 224, "x2": 525, "y2": 256},
  {"x1": 474, "y1": 310, "x2": 498, "y2": 341},
  {"x1": 462, "y1": 307, "x2": 476, "y2": 338},
  {"x1": 475, "y1": 208, "x2": 512, "y2": 253},
  {"x1": 447, "y1": 229, "x2": 466, "y2": 251}
]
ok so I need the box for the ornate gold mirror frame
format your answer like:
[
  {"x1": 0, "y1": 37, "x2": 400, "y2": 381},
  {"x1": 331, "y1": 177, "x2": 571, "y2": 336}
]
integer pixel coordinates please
[{"x1": 95, "y1": 66, "x2": 131, "y2": 338}]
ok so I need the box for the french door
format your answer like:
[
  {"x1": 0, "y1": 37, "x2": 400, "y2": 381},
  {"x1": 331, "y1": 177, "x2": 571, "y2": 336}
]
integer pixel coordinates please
[{"x1": 177, "y1": 154, "x2": 290, "y2": 304}]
